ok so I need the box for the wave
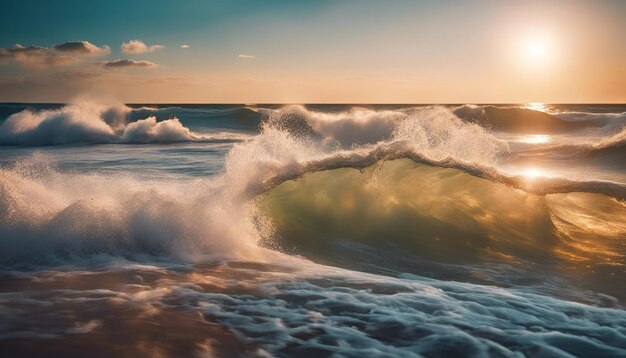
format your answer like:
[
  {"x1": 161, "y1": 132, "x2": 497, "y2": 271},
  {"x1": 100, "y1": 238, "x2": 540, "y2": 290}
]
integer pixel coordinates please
[
  {"x1": 261, "y1": 159, "x2": 626, "y2": 259},
  {"x1": 131, "y1": 105, "x2": 264, "y2": 123},
  {"x1": 258, "y1": 159, "x2": 626, "y2": 300},
  {"x1": 0, "y1": 102, "x2": 241, "y2": 145},
  {"x1": 4, "y1": 102, "x2": 624, "y2": 147},
  {"x1": 1, "y1": 104, "x2": 625, "y2": 271},
  {"x1": 453, "y1": 105, "x2": 606, "y2": 133},
  {"x1": 555, "y1": 110, "x2": 626, "y2": 125},
  {"x1": 0, "y1": 155, "x2": 273, "y2": 268},
  {"x1": 595, "y1": 126, "x2": 626, "y2": 150},
  {"x1": 519, "y1": 126, "x2": 626, "y2": 168}
]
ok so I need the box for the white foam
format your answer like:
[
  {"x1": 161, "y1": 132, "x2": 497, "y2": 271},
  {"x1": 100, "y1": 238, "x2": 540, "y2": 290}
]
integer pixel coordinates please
[
  {"x1": 0, "y1": 102, "x2": 212, "y2": 145},
  {"x1": 3, "y1": 103, "x2": 624, "y2": 269}
]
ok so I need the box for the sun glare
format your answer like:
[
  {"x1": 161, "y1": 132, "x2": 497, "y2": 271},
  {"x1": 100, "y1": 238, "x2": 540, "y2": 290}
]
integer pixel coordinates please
[
  {"x1": 519, "y1": 134, "x2": 551, "y2": 144},
  {"x1": 518, "y1": 33, "x2": 556, "y2": 70},
  {"x1": 524, "y1": 102, "x2": 548, "y2": 112},
  {"x1": 521, "y1": 167, "x2": 544, "y2": 178},
  {"x1": 528, "y1": 41, "x2": 547, "y2": 59}
]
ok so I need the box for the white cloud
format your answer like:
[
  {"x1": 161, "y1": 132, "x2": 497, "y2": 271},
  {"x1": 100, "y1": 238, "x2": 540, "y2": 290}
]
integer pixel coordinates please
[
  {"x1": 121, "y1": 40, "x2": 165, "y2": 54},
  {"x1": 0, "y1": 41, "x2": 110, "y2": 68},
  {"x1": 101, "y1": 59, "x2": 160, "y2": 69},
  {"x1": 238, "y1": 54, "x2": 257, "y2": 60},
  {"x1": 180, "y1": 44, "x2": 190, "y2": 49}
]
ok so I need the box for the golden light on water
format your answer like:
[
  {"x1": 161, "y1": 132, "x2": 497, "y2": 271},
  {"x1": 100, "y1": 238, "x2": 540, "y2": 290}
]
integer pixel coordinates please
[
  {"x1": 519, "y1": 134, "x2": 551, "y2": 144},
  {"x1": 524, "y1": 102, "x2": 549, "y2": 112},
  {"x1": 521, "y1": 167, "x2": 544, "y2": 178}
]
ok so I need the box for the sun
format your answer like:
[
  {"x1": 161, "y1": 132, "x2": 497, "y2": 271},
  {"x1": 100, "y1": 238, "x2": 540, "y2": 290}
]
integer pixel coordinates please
[
  {"x1": 518, "y1": 31, "x2": 559, "y2": 69},
  {"x1": 528, "y1": 41, "x2": 546, "y2": 59},
  {"x1": 525, "y1": 38, "x2": 551, "y2": 62}
]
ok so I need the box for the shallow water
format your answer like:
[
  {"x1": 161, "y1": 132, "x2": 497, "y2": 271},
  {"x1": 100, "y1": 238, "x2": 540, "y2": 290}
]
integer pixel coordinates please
[{"x1": 1, "y1": 103, "x2": 625, "y2": 356}]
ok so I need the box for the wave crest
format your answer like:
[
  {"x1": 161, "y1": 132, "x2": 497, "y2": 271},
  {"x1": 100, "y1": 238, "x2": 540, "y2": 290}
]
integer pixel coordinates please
[
  {"x1": 0, "y1": 103, "x2": 212, "y2": 145},
  {"x1": 2, "y1": 104, "x2": 625, "y2": 270},
  {"x1": 0, "y1": 156, "x2": 270, "y2": 268}
]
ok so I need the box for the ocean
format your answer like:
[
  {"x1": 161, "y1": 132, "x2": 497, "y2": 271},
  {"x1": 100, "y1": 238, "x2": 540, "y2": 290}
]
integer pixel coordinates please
[{"x1": 0, "y1": 102, "x2": 625, "y2": 357}]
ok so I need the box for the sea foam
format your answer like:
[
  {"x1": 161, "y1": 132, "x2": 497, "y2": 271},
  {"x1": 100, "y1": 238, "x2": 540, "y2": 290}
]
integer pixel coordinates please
[{"x1": 0, "y1": 103, "x2": 209, "y2": 145}]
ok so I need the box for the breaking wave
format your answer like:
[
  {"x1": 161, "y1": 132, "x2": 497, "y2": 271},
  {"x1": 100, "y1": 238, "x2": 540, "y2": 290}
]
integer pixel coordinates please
[
  {"x1": 2, "y1": 103, "x2": 626, "y2": 356},
  {"x1": 260, "y1": 160, "x2": 625, "y2": 289},
  {"x1": 0, "y1": 103, "x2": 235, "y2": 145},
  {"x1": 595, "y1": 126, "x2": 626, "y2": 150},
  {"x1": 2, "y1": 104, "x2": 625, "y2": 272}
]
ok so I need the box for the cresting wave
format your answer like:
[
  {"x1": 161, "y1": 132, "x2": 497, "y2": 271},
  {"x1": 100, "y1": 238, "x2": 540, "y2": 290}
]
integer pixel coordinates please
[
  {"x1": 260, "y1": 159, "x2": 626, "y2": 297},
  {"x1": 0, "y1": 104, "x2": 503, "y2": 266},
  {"x1": 1, "y1": 104, "x2": 625, "y2": 272},
  {"x1": 0, "y1": 102, "x2": 247, "y2": 145},
  {"x1": 595, "y1": 126, "x2": 626, "y2": 150}
]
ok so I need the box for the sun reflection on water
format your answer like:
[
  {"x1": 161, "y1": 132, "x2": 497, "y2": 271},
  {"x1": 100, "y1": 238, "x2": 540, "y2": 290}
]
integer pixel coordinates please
[
  {"x1": 521, "y1": 167, "x2": 544, "y2": 178},
  {"x1": 524, "y1": 103, "x2": 549, "y2": 112},
  {"x1": 519, "y1": 134, "x2": 551, "y2": 144}
]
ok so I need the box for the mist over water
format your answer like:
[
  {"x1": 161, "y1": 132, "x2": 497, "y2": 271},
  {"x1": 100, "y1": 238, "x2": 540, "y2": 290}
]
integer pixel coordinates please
[{"x1": 1, "y1": 102, "x2": 625, "y2": 356}]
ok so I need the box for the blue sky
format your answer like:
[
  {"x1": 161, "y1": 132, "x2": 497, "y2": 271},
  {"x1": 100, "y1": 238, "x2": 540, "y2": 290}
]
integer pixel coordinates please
[{"x1": 0, "y1": 0, "x2": 624, "y2": 103}]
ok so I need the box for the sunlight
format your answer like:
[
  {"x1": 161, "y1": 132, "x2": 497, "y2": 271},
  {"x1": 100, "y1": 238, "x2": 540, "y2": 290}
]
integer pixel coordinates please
[
  {"x1": 514, "y1": 32, "x2": 557, "y2": 74},
  {"x1": 525, "y1": 37, "x2": 551, "y2": 62},
  {"x1": 524, "y1": 102, "x2": 549, "y2": 112},
  {"x1": 519, "y1": 134, "x2": 551, "y2": 144},
  {"x1": 528, "y1": 41, "x2": 546, "y2": 59},
  {"x1": 521, "y1": 167, "x2": 544, "y2": 178}
]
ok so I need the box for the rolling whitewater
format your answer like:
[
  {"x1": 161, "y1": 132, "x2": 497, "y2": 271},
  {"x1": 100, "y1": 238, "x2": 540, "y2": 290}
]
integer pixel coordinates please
[{"x1": 0, "y1": 102, "x2": 625, "y2": 357}]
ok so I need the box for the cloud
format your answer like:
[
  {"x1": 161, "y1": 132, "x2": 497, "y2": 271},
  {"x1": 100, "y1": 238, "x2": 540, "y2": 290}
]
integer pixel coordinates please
[
  {"x1": 121, "y1": 40, "x2": 165, "y2": 54},
  {"x1": 52, "y1": 41, "x2": 110, "y2": 55},
  {"x1": 180, "y1": 44, "x2": 190, "y2": 49},
  {"x1": 101, "y1": 59, "x2": 160, "y2": 69},
  {"x1": 0, "y1": 41, "x2": 110, "y2": 68},
  {"x1": 238, "y1": 54, "x2": 257, "y2": 60}
]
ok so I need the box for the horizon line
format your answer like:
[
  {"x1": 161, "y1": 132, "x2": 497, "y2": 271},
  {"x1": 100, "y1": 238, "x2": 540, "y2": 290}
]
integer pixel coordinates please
[{"x1": 1, "y1": 102, "x2": 625, "y2": 105}]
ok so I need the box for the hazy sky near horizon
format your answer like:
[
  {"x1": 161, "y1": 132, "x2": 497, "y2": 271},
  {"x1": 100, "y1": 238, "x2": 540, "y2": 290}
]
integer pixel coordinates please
[{"x1": 0, "y1": 0, "x2": 624, "y2": 103}]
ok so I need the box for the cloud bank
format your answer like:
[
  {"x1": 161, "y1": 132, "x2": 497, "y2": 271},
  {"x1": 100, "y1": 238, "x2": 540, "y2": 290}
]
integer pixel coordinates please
[
  {"x1": 238, "y1": 54, "x2": 257, "y2": 59},
  {"x1": 180, "y1": 44, "x2": 190, "y2": 49},
  {"x1": 101, "y1": 59, "x2": 160, "y2": 69},
  {"x1": 0, "y1": 41, "x2": 110, "y2": 68},
  {"x1": 121, "y1": 40, "x2": 165, "y2": 54}
]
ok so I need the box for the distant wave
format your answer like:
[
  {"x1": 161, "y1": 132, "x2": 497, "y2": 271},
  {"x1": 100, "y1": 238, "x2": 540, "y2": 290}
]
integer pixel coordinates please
[
  {"x1": 0, "y1": 103, "x2": 247, "y2": 145},
  {"x1": 4, "y1": 102, "x2": 625, "y2": 146},
  {"x1": 555, "y1": 110, "x2": 626, "y2": 125},
  {"x1": 519, "y1": 126, "x2": 626, "y2": 167},
  {"x1": 129, "y1": 105, "x2": 265, "y2": 119},
  {"x1": 453, "y1": 105, "x2": 607, "y2": 133}
]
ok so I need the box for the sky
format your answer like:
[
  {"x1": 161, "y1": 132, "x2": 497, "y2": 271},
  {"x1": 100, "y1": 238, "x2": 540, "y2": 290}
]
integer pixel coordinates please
[{"x1": 0, "y1": 0, "x2": 624, "y2": 103}]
